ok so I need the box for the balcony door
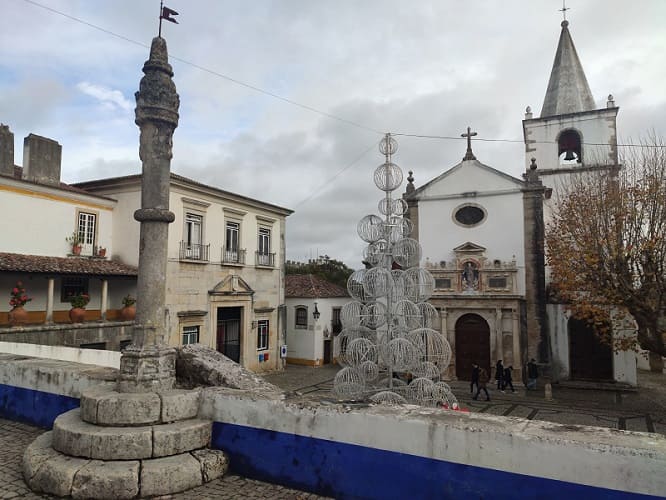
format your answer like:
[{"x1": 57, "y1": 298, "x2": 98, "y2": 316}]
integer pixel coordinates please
[
  {"x1": 185, "y1": 213, "x2": 203, "y2": 259},
  {"x1": 78, "y1": 212, "x2": 96, "y2": 256}
]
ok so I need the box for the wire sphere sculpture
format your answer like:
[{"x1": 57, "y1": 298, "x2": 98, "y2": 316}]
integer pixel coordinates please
[
  {"x1": 407, "y1": 327, "x2": 452, "y2": 369},
  {"x1": 386, "y1": 217, "x2": 413, "y2": 244},
  {"x1": 369, "y1": 390, "x2": 407, "y2": 405},
  {"x1": 357, "y1": 214, "x2": 384, "y2": 243},
  {"x1": 392, "y1": 299, "x2": 422, "y2": 330},
  {"x1": 358, "y1": 360, "x2": 379, "y2": 381},
  {"x1": 363, "y1": 240, "x2": 389, "y2": 268},
  {"x1": 361, "y1": 301, "x2": 388, "y2": 329},
  {"x1": 389, "y1": 270, "x2": 412, "y2": 302},
  {"x1": 373, "y1": 162, "x2": 403, "y2": 192},
  {"x1": 382, "y1": 337, "x2": 419, "y2": 371},
  {"x1": 346, "y1": 337, "x2": 378, "y2": 366},
  {"x1": 407, "y1": 377, "x2": 435, "y2": 405},
  {"x1": 411, "y1": 361, "x2": 441, "y2": 381},
  {"x1": 362, "y1": 267, "x2": 392, "y2": 299},
  {"x1": 347, "y1": 270, "x2": 367, "y2": 302},
  {"x1": 340, "y1": 301, "x2": 364, "y2": 327},
  {"x1": 379, "y1": 135, "x2": 398, "y2": 156},
  {"x1": 334, "y1": 367, "x2": 365, "y2": 399},
  {"x1": 417, "y1": 302, "x2": 439, "y2": 328},
  {"x1": 405, "y1": 267, "x2": 435, "y2": 302},
  {"x1": 432, "y1": 382, "x2": 458, "y2": 409},
  {"x1": 392, "y1": 238, "x2": 422, "y2": 269},
  {"x1": 332, "y1": 133, "x2": 456, "y2": 407}
]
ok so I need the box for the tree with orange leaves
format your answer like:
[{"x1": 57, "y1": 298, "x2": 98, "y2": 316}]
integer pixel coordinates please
[{"x1": 546, "y1": 136, "x2": 665, "y2": 368}]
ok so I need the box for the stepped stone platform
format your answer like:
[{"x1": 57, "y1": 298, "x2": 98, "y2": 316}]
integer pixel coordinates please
[{"x1": 23, "y1": 386, "x2": 229, "y2": 498}]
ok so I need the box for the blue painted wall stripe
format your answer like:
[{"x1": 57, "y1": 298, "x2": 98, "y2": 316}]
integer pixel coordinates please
[
  {"x1": 0, "y1": 383, "x2": 79, "y2": 429},
  {"x1": 211, "y1": 421, "x2": 663, "y2": 500}
]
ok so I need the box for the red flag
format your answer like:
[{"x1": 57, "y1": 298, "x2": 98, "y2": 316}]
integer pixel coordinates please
[{"x1": 160, "y1": 6, "x2": 179, "y2": 24}]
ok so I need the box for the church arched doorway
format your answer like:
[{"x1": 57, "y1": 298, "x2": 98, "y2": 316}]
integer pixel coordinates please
[
  {"x1": 455, "y1": 314, "x2": 490, "y2": 380},
  {"x1": 568, "y1": 318, "x2": 613, "y2": 380}
]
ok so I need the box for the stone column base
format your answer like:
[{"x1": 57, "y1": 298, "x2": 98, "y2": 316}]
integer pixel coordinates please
[{"x1": 118, "y1": 345, "x2": 176, "y2": 393}]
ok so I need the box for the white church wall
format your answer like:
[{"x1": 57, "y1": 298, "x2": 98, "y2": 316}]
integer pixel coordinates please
[
  {"x1": 418, "y1": 192, "x2": 526, "y2": 294},
  {"x1": 523, "y1": 108, "x2": 618, "y2": 172}
]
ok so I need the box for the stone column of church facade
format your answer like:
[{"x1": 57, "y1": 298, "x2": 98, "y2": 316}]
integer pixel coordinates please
[
  {"x1": 118, "y1": 36, "x2": 180, "y2": 393},
  {"x1": 522, "y1": 159, "x2": 549, "y2": 368}
]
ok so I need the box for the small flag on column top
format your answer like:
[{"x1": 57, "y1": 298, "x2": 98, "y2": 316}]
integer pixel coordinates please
[{"x1": 160, "y1": 6, "x2": 179, "y2": 24}]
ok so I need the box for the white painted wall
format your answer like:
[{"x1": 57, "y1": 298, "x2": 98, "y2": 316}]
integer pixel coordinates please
[
  {"x1": 523, "y1": 108, "x2": 618, "y2": 172},
  {"x1": 285, "y1": 297, "x2": 347, "y2": 363},
  {"x1": 0, "y1": 177, "x2": 115, "y2": 257},
  {"x1": 415, "y1": 162, "x2": 526, "y2": 294}
]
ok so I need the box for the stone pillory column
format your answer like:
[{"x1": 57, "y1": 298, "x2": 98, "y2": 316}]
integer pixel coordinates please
[{"x1": 118, "y1": 36, "x2": 180, "y2": 393}]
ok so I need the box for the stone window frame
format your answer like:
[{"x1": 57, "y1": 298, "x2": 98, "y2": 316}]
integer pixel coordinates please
[
  {"x1": 451, "y1": 202, "x2": 487, "y2": 228},
  {"x1": 257, "y1": 319, "x2": 269, "y2": 351},
  {"x1": 294, "y1": 305, "x2": 308, "y2": 329},
  {"x1": 181, "y1": 325, "x2": 200, "y2": 345}
]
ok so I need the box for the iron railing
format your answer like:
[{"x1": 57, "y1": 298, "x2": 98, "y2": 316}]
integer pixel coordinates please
[
  {"x1": 255, "y1": 251, "x2": 275, "y2": 267},
  {"x1": 222, "y1": 248, "x2": 246, "y2": 265},
  {"x1": 179, "y1": 241, "x2": 210, "y2": 262}
]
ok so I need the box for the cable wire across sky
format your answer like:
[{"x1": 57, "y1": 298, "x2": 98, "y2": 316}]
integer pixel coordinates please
[{"x1": 19, "y1": 0, "x2": 663, "y2": 151}]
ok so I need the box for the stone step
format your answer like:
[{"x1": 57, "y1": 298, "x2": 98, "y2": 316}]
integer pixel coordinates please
[
  {"x1": 52, "y1": 409, "x2": 212, "y2": 460},
  {"x1": 23, "y1": 431, "x2": 229, "y2": 499},
  {"x1": 81, "y1": 386, "x2": 200, "y2": 426}
]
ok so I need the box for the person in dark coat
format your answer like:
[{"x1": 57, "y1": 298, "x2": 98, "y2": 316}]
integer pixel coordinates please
[
  {"x1": 473, "y1": 367, "x2": 490, "y2": 401},
  {"x1": 503, "y1": 365, "x2": 515, "y2": 392},
  {"x1": 495, "y1": 360, "x2": 504, "y2": 391},
  {"x1": 470, "y1": 363, "x2": 480, "y2": 394}
]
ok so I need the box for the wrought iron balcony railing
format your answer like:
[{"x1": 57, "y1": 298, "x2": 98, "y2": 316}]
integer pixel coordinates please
[
  {"x1": 179, "y1": 241, "x2": 210, "y2": 262},
  {"x1": 222, "y1": 248, "x2": 246, "y2": 265},
  {"x1": 255, "y1": 251, "x2": 275, "y2": 267}
]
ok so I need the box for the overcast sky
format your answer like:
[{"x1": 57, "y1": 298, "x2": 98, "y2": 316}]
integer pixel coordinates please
[{"x1": 2, "y1": 0, "x2": 665, "y2": 268}]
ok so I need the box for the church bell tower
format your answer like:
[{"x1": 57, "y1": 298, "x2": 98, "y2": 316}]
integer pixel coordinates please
[{"x1": 522, "y1": 20, "x2": 619, "y2": 188}]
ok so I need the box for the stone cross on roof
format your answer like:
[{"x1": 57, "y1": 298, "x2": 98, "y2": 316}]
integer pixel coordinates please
[{"x1": 461, "y1": 126, "x2": 477, "y2": 161}]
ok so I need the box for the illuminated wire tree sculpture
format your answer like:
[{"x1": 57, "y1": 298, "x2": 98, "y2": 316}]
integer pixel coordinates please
[{"x1": 334, "y1": 134, "x2": 457, "y2": 409}]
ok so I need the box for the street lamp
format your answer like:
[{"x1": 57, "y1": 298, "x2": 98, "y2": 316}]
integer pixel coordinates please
[{"x1": 313, "y1": 302, "x2": 320, "y2": 320}]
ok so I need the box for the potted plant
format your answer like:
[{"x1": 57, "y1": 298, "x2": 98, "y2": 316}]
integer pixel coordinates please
[
  {"x1": 68, "y1": 292, "x2": 90, "y2": 323},
  {"x1": 120, "y1": 294, "x2": 136, "y2": 321},
  {"x1": 94, "y1": 245, "x2": 107, "y2": 258},
  {"x1": 8, "y1": 281, "x2": 31, "y2": 326},
  {"x1": 66, "y1": 232, "x2": 83, "y2": 256}
]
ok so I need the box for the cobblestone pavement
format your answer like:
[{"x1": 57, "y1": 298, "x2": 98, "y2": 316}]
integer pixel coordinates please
[
  {"x1": 264, "y1": 365, "x2": 666, "y2": 436},
  {"x1": 0, "y1": 418, "x2": 330, "y2": 499}
]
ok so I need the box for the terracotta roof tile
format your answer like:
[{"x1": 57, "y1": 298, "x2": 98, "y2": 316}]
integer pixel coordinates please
[
  {"x1": 285, "y1": 274, "x2": 348, "y2": 298},
  {"x1": 0, "y1": 252, "x2": 137, "y2": 277}
]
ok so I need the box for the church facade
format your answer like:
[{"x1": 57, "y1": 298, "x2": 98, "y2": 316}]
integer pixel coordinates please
[{"x1": 405, "y1": 20, "x2": 637, "y2": 385}]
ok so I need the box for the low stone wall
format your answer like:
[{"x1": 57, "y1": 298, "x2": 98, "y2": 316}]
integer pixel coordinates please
[
  {"x1": 0, "y1": 321, "x2": 133, "y2": 351},
  {"x1": 0, "y1": 354, "x2": 116, "y2": 427},
  {"x1": 0, "y1": 342, "x2": 121, "y2": 368},
  {"x1": 1, "y1": 356, "x2": 665, "y2": 499}
]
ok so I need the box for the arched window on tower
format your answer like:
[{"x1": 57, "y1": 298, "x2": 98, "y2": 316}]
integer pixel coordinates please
[{"x1": 558, "y1": 129, "x2": 582, "y2": 164}]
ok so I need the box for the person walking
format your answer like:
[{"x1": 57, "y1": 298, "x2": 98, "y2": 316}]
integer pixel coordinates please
[
  {"x1": 495, "y1": 360, "x2": 504, "y2": 392},
  {"x1": 470, "y1": 363, "x2": 480, "y2": 394},
  {"x1": 473, "y1": 366, "x2": 490, "y2": 401},
  {"x1": 503, "y1": 365, "x2": 515, "y2": 392},
  {"x1": 526, "y1": 358, "x2": 539, "y2": 390}
]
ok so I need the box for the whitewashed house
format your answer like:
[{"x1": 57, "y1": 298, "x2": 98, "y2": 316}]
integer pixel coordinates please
[
  {"x1": 285, "y1": 274, "x2": 348, "y2": 366},
  {"x1": 0, "y1": 128, "x2": 137, "y2": 327},
  {"x1": 1, "y1": 125, "x2": 293, "y2": 372}
]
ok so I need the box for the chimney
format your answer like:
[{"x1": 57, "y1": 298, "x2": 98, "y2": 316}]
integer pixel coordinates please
[
  {"x1": 0, "y1": 124, "x2": 14, "y2": 177},
  {"x1": 23, "y1": 133, "x2": 62, "y2": 187}
]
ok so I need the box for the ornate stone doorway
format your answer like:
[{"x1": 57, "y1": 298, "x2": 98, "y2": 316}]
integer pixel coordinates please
[
  {"x1": 217, "y1": 306, "x2": 242, "y2": 363},
  {"x1": 568, "y1": 318, "x2": 613, "y2": 380},
  {"x1": 455, "y1": 313, "x2": 491, "y2": 380}
]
